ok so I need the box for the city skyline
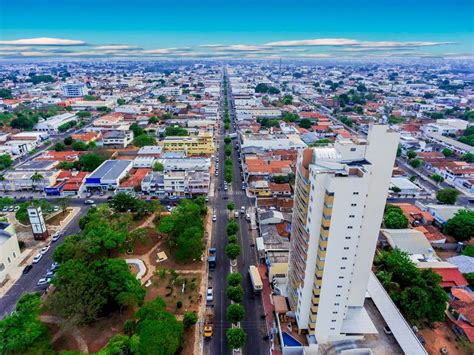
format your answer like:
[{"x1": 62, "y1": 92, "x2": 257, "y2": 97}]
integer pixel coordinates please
[{"x1": 0, "y1": 0, "x2": 473, "y2": 59}]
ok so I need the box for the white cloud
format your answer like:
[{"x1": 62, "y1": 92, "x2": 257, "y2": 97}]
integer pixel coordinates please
[
  {"x1": 0, "y1": 37, "x2": 85, "y2": 46},
  {"x1": 265, "y1": 38, "x2": 360, "y2": 47},
  {"x1": 264, "y1": 38, "x2": 453, "y2": 49},
  {"x1": 94, "y1": 45, "x2": 140, "y2": 50}
]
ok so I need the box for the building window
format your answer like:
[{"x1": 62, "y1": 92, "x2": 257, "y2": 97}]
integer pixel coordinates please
[
  {"x1": 350, "y1": 148, "x2": 356, "y2": 151},
  {"x1": 337, "y1": 285, "x2": 342, "y2": 288},
  {"x1": 347, "y1": 226, "x2": 353, "y2": 229},
  {"x1": 342, "y1": 257, "x2": 347, "y2": 260},
  {"x1": 344, "y1": 247, "x2": 349, "y2": 250},
  {"x1": 7, "y1": 257, "x2": 11, "y2": 264},
  {"x1": 13, "y1": 252, "x2": 16, "y2": 258},
  {"x1": 334, "y1": 303, "x2": 340, "y2": 306},
  {"x1": 351, "y1": 203, "x2": 357, "y2": 207},
  {"x1": 353, "y1": 192, "x2": 359, "y2": 195},
  {"x1": 340, "y1": 267, "x2": 346, "y2": 270},
  {"x1": 0, "y1": 263, "x2": 4, "y2": 272},
  {"x1": 345, "y1": 237, "x2": 351, "y2": 240},
  {"x1": 338, "y1": 276, "x2": 344, "y2": 279},
  {"x1": 331, "y1": 320, "x2": 336, "y2": 322},
  {"x1": 349, "y1": 215, "x2": 355, "y2": 218}
]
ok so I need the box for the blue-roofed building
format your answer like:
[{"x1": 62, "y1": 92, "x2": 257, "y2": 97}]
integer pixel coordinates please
[{"x1": 85, "y1": 160, "x2": 133, "y2": 191}]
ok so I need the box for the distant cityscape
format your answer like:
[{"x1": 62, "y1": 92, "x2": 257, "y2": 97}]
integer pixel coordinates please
[{"x1": 0, "y1": 55, "x2": 473, "y2": 355}]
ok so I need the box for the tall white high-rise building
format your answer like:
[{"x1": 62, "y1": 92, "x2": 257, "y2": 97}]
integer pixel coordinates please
[
  {"x1": 62, "y1": 83, "x2": 88, "y2": 98},
  {"x1": 287, "y1": 125, "x2": 399, "y2": 344}
]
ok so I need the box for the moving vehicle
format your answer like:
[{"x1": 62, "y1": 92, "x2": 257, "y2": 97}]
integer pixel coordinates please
[
  {"x1": 234, "y1": 211, "x2": 239, "y2": 218},
  {"x1": 204, "y1": 306, "x2": 214, "y2": 338},
  {"x1": 206, "y1": 287, "x2": 214, "y2": 302},
  {"x1": 245, "y1": 213, "x2": 250, "y2": 221},
  {"x1": 84, "y1": 199, "x2": 95, "y2": 205},
  {"x1": 212, "y1": 214, "x2": 217, "y2": 222},
  {"x1": 40, "y1": 245, "x2": 50, "y2": 255},
  {"x1": 208, "y1": 248, "x2": 217, "y2": 270},
  {"x1": 32, "y1": 254, "x2": 43, "y2": 264},
  {"x1": 249, "y1": 265, "x2": 263, "y2": 293},
  {"x1": 240, "y1": 206, "x2": 245, "y2": 214},
  {"x1": 23, "y1": 265, "x2": 33, "y2": 274}
]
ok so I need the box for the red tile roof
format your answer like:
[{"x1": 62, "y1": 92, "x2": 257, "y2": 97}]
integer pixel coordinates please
[
  {"x1": 35, "y1": 151, "x2": 82, "y2": 162},
  {"x1": 120, "y1": 168, "x2": 152, "y2": 188},
  {"x1": 432, "y1": 268, "x2": 468, "y2": 288}
]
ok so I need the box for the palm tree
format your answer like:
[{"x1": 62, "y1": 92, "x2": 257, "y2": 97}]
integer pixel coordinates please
[{"x1": 30, "y1": 171, "x2": 44, "y2": 191}]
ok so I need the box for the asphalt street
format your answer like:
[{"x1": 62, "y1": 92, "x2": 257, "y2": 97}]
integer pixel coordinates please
[
  {"x1": 207, "y1": 72, "x2": 267, "y2": 355},
  {"x1": 0, "y1": 201, "x2": 89, "y2": 319}
]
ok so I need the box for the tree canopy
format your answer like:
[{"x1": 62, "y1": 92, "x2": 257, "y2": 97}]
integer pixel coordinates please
[
  {"x1": 0, "y1": 293, "x2": 51, "y2": 354},
  {"x1": 226, "y1": 327, "x2": 246, "y2": 350},
  {"x1": 443, "y1": 209, "x2": 474, "y2": 242},
  {"x1": 436, "y1": 188, "x2": 459, "y2": 205},
  {"x1": 374, "y1": 249, "x2": 448, "y2": 326}
]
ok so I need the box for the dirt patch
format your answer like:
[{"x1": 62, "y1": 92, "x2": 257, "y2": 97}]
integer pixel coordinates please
[
  {"x1": 131, "y1": 227, "x2": 162, "y2": 255},
  {"x1": 145, "y1": 272, "x2": 202, "y2": 315},
  {"x1": 79, "y1": 308, "x2": 135, "y2": 353},
  {"x1": 419, "y1": 322, "x2": 470, "y2": 355},
  {"x1": 46, "y1": 208, "x2": 73, "y2": 227},
  {"x1": 180, "y1": 328, "x2": 196, "y2": 355}
]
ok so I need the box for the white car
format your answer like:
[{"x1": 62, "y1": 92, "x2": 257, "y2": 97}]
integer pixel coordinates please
[
  {"x1": 40, "y1": 245, "x2": 50, "y2": 255},
  {"x1": 84, "y1": 199, "x2": 95, "y2": 205},
  {"x1": 206, "y1": 287, "x2": 214, "y2": 302},
  {"x1": 51, "y1": 233, "x2": 61, "y2": 242},
  {"x1": 224, "y1": 185, "x2": 228, "y2": 191},
  {"x1": 234, "y1": 211, "x2": 239, "y2": 218},
  {"x1": 212, "y1": 215, "x2": 217, "y2": 222},
  {"x1": 32, "y1": 254, "x2": 43, "y2": 264},
  {"x1": 37, "y1": 278, "x2": 52, "y2": 286}
]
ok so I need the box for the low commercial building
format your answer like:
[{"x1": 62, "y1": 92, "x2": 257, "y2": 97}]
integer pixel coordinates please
[
  {"x1": 0, "y1": 222, "x2": 21, "y2": 285},
  {"x1": 44, "y1": 171, "x2": 88, "y2": 196},
  {"x1": 62, "y1": 83, "x2": 88, "y2": 98},
  {"x1": 389, "y1": 177, "x2": 421, "y2": 198},
  {"x1": 2, "y1": 171, "x2": 59, "y2": 191},
  {"x1": 34, "y1": 113, "x2": 77, "y2": 134},
  {"x1": 71, "y1": 100, "x2": 114, "y2": 111},
  {"x1": 100, "y1": 130, "x2": 134, "y2": 148},
  {"x1": 161, "y1": 133, "x2": 214, "y2": 155},
  {"x1": 85, "y1": 160, "x2": 133, "y2": 191}
]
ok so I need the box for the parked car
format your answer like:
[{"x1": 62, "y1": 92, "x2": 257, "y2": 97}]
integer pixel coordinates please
[
  {"x1": 2, "y1": 206, "x2": 8, "y2": 212},
  {"x1": 84, "y1": 200, "x2": 95, "y2": 205},
  {"x1": 23, "y1": 265, "x2": 33, "y2": 274},
  {"x1": 246, "y1": 213, "x2": 250, "y2": 221},
  {"x1": 51, "y1": 262, "x2": 60, "y2": 271},
  {"x1": 40, "y1": 245, "x2": 51, "y2": 255},
  {"x1": 234, "y1": 211, "x2": 239, "y2": 218},
  {"x1": 45, "y1": 269, "x2": 55, "y2": 277},
  {"x1": 14, "y1": 206, "x2": 20, "y2": 212},
  {"x1": 206, "y1": 287, "x2": 214, "y2": 302},
  {"x1": 8, "y1": 206, "x2": 14, "y2": 212},
  {"x1": 212, "y1": 215, "x2": 217, "y2": 222},
  {"x1": 240, "y1": 206, "x2": 245, "y2": 214},
  {"x1": 51, "y1": 232, "x2": 61, "y2": 242},
  {"x1": 53, "y1": 206, "x2": 60, "y2": 212},
  {"x1": 32, "y1": 254, "x2": 43, "y2": 264},
  {"x1": 37, "y1": 278, "x2": 52, "y2": 286}
]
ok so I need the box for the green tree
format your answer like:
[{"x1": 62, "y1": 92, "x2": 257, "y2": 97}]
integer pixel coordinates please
[
  {"x1": 462, "y1": 245, "x2": 474, "y2": 257},
  {"x1": 58, "y1": 196, "x2": 69, "y2": 215},
  {"x1": 384, "y1": 211, "x2": 409, "y2": 229},
  {"x1": 227, "y1": 220, "x2": 239, "y2": 235},
  {"x1": 0, "y1": 293, "x2": 51, "y2": 354},
  {"x1": 72, "y1": 140, "x2": 88, "y2": 151},
  {"x1": 408, "y1": 158, "x2": 422, "y2": 169},
  {"x1": 226, "y1": 303, "x2": 245, "y2": 324},
  {"x1": 443, "y1": 210, "x2": 474, "y2": 242},
  {"x1": 436, "y1": 188, "x2": 459, "y2": 205},
  {"x1": 298, "y1": 118, "x2": 312, "y2": 129},
  {"x1": 0, "y1": 154, "x2": 13, "y2": 170},
  {"x1": 282, "y1": 94, "x2": 293, "y2": 105},
  {"x1": 74, "y1": 153, "x2": 105, "y2": 171},
  {"x1": 153, "y1": 161, "x2": 164, "y2": 172},
  {"x1": 30, "y1": 171, "x2": 44, "y2": 190},
  {"x1": 110, "y1": 192, "x2": 142, "y2": 212},
  {"x1": 133, "y1": 297, "x2": 183, "y2": 355},
  {"x1": 431, "y1": 174, "x2": 444, "y2": 184},
  {"x1": 0, "y1": 88, "x2": 13, "y2": 99},
  {"x1": 465, "y1": 273, "x2": 474, "y2": 288},
  {"x1": 255, "y1": 83, "x2": 269, "y2": 93},
  {"x1": 461, "y1": 153, "x2": 474, "y2": 163},
  {"x1": 83, "y1": 94, "x2": 97, "y2": 101},
  {"x1": 76, "y1": 111, "x2": 91, "y2": 119},
  {"x1": 226, "y1": 285, "x2": 244, "y2": 303},
  {"x1": 64, "y1": 136, "x2": 74, "y2": 145},
  {"x1": 54, "y1": 142, "x2": 66, "y2": 151},
  {"x1": 225, "y1": 243, "x2": 241, "y2": 260},
  {"x1": 407, "y1": 150, "x2": 417, "y2": 159},
  {"x1": 165, "y1": 126, "x2": 188, "y2": 136},
  {"x1": 227, "y1": 202, "x2": 235, "y2": 211},
  {"x1": 130, "y1": 123, "x2": 145, "y2": 137},
  {"x1": 226, "y1": 327, "x2": 246, "y2": 350},
  {"x1": 442, "y1": 148, "x2": 453, "y2": 157},
  {"x1": 224, "y1": 136, "x2": 231, "y2": 144},
  {"x1": 227, "y1": 272, "x2": 242, "y2": 287},
  {"x1": 133, "y1": 134, "x2": 156, "y2": 147},
  {"x1": 117, "y1": 98, "x2": 126, "y2": 106},
  {"x1": 183, "y1": 311, "x2": 198, "y2": 329}
]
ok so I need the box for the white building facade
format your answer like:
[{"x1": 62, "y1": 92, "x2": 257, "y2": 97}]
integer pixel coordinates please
[{"x1": 287, "y1": 125, "x2": 399, "y2": 344}]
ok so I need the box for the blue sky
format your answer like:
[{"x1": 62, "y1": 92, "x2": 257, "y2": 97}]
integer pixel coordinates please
[{"x1": 0, "y1": 0, "x2": 472, "y2": 59}]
